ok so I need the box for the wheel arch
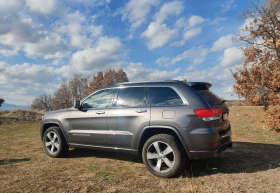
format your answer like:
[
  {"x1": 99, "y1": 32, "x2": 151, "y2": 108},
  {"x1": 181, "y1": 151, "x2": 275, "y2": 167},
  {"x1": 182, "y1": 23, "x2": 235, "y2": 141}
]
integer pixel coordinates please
[
  {"x1": 137, "y1": 126, "x2": 190, "y2": 159},
  {"x1": 40, "y1": 120, "x2": 69, "y2": 143}
]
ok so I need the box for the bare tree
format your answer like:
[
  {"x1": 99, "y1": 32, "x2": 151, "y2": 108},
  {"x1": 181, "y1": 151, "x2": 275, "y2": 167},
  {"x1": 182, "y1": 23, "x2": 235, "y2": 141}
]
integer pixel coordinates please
[
  {"x1": 37, "y1": 69, "x2": 129, "y2": 110},
  {"x1": 88, "y1": 68, "x2": 129, "y2": 94},
  {"x1": 69, "y1": 74, "x2": 89, "y2": 100},
  {"x1": 89, "y1": 71, "x2": 104, "y2": 93},
  {"x1": 52, "y1": 81, "x2": 72, "y2": 110},
  {"x1": 52, "y1": 75, "x2": 90, "y2": 110},
  {"x1": 31, "y1": 94, "x2": 52, "y2": 111}
]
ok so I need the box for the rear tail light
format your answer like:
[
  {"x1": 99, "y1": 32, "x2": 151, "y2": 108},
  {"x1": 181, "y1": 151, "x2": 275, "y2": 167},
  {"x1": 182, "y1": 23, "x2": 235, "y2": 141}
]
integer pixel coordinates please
[
  {"x1": 211, "y1": 142, "x2": 219, "y2": 149},
  {"x1": 194, "y1": 108, "x2": 222, "y2": 121}
]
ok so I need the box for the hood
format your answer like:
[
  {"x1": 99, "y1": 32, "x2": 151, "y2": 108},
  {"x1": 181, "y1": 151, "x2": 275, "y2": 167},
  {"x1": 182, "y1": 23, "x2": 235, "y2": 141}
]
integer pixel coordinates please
[{"x1": 43, "y1": 108, "x2": 73, "y2": 120}]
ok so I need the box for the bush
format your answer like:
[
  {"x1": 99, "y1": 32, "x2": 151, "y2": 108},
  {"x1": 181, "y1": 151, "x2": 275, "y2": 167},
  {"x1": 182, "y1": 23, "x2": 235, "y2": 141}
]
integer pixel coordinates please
[
  {"x1": 266, "y1": 106, "x2": 280, "y2": 132},
  {"x1": 0, "y1": 110, "x2": 10, "y2": 116}
]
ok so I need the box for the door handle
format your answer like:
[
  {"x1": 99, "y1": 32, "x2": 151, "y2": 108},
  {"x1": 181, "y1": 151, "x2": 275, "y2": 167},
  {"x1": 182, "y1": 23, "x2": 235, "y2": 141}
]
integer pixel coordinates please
[
  {"x1": 136, "y1": 109, "x2": 147, "y2": 113},
  {"x1": 96, "y1": 111, "x2": 105, "y2": 114}
]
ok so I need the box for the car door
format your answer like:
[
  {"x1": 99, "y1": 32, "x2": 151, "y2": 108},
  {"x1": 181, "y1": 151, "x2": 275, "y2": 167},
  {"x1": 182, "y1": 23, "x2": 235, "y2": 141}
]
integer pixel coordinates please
[
  {"x1": 106, "y1": 86, "x2": 150, "y2": 149},
  {"x1": 148, "y1": 86, "x2": 187, "y2": 130},
  {"x1": 68, "y1": 89, "x2": 116, "y2": 146}
]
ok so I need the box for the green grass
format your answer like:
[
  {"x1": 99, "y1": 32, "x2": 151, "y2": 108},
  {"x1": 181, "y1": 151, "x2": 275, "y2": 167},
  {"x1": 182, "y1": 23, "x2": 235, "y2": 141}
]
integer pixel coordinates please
[{"x1": 0, "y1": 106, "x2": 280, "y2": 192}]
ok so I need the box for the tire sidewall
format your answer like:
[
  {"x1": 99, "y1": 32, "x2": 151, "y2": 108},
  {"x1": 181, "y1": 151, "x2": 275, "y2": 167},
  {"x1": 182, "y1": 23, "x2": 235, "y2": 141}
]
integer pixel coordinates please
[
  {"x1": 43, "y1": 127, "x2": 64, "y2": 158},
  {"x1": 142, "y1": 134, "x2": 183, "y2": 178}
]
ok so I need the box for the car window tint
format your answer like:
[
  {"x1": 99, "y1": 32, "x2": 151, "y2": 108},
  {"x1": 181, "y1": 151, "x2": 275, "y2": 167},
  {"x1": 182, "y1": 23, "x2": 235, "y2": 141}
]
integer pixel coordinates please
[
  {"x1": 197, "y1": 90, "x2": 223, "y2": 105},
  {"x1": 116, "y1": 87, "x2": 146, "y2": 107},
  {"x1": 81, "y1": 89, "x2": 115, "y2": 109},
  {"x1": 149, "y1": 87, "x2": 183, "y2": 106}
]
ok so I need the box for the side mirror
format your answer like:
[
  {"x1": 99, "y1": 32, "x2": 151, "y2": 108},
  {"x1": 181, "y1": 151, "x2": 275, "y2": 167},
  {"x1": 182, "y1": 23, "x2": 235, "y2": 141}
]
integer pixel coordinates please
[{"x1": 74, "y1": 100, "x2": 81, "y2": 109}]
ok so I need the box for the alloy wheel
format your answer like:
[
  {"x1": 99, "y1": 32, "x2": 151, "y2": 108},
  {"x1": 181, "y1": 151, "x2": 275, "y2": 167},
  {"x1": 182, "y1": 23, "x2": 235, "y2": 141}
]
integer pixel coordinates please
[{"x1": 146, "y1": 141, "x2": 175, "y2": 173}]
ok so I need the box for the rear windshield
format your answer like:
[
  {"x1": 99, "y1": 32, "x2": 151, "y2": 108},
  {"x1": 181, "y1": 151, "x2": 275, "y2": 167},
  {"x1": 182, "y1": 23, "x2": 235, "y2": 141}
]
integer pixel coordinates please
[{"x1": 196, "y1": 90, "x2": 223, "y2": 105}]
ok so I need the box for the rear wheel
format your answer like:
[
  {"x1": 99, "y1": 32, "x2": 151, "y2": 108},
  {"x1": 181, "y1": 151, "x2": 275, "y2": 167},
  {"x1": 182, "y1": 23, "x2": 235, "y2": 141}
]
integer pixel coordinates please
[
  {"x1": 43, "y1": 127, "x2": 68, "y2": 158},
  {"x1": 142, "y1": 134, "x2": 184, "y2": 178}
]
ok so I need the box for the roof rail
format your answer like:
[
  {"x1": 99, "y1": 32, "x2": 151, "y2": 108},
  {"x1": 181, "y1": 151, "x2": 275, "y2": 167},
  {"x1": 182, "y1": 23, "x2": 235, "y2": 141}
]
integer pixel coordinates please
[{"x1": 165, "y1": 79, "x2": 187, "y2": 83}]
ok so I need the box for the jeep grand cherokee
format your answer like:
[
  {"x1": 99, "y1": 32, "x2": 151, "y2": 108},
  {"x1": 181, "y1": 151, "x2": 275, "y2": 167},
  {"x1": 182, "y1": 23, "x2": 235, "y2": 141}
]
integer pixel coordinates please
[{"x1": 40, "y1": 80, "x2": 232, "y2": 178}]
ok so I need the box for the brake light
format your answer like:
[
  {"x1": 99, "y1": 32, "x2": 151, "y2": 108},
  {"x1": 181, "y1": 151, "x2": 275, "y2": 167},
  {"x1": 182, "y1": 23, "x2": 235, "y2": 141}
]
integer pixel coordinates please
[{"x1": 194, "y1": 108, "x2": 222, "y2": 121}]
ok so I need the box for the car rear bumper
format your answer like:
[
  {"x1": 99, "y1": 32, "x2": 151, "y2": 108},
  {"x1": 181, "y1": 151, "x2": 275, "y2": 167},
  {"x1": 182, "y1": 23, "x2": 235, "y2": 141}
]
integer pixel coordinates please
[{"x1": 187, "y1": 124, "x2": 232, "y2": 160}]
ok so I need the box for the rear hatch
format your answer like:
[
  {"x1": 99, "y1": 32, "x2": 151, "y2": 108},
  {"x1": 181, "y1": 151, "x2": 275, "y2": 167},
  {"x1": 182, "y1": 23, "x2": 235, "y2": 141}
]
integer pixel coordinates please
[{"x1": 188, "y1": 82, "x2": 230, "y2": 134}]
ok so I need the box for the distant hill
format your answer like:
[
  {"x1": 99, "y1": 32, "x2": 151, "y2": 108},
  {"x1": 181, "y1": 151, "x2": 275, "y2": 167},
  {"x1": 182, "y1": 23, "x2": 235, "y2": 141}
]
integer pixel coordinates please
[{"x1": 0, "y1": 103, "x2": 28, "y2": 111}]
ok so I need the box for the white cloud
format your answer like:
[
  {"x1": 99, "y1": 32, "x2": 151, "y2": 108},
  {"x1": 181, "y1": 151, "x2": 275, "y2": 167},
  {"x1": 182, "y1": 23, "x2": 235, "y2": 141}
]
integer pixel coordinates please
[
  {"x1": 0, "y1": 2, "x2": 73, "y2": 62},
  {"x1": 175, "y1": 15, "x2": 207, "y2": 30},
  {"x1": 0, "y1": 16, "x2": 42, "y2": 46},
  {"x1": 238, "y1": 18, "x2": 255, "y2": 38},
  {"x1": 0, "y1": 48, "x2": 19, "y2": 57},
  {"x1": 154, "y1": 1, "x2": 184, "y2": 23},
  {"x1": 0, "y1": 8, "x2": 103, "y2": 61},
  {"x1": 174, "y1": 17, "x2": 187, "y2": 29},
  {"x1": 224, "y1": 86, "x2": 233, "y2": 93},
  {"x1": 0, "y1": 0, "x2": 24, "y2": 16},
  {"x1": 26, "y1": 0, "x2": 62, "y2": 16},
  {"x1": 0, "y1": 62, "x2": 64, "y2": 83},
  {"x1": 57, "y1": 23, "x2": 91, "y2": 49},
  {"x1": 220, "y1": 47, "x2": 243, "y2": 66},
  {"x1": 156, "y1": 47, "x2": 209, "y2": 67},
  {"x1": 66, "y1": 0, "x2": 110, "y2": 7},
  {"x1": 0, "y1": 61, "x2": 76, "y2": 105},
  {"x1": 171, "y1": 47, "x2": 209, "y2": 65},
  {"x1": 125, "y1": 63, "x2": 180, "y2": 81},
  {"x1": 121, "y1": 0, "x2": 159, "y2": 30},
  {"x1": 68, "y1": 24, "x2": 89, "y2": 48},
  {"x1": 211, "y1": 35, "x2": 233, "y2": 52},
  {"x1": 24, "y1": 33, "x2": 70, "y2": 59},
  {"x1": 210, "y1": 17, "x2": 227, "y2": 25},
  {"x1": 220, "y1": 0, "x2": 236, "y2": 14},
  {"x1": 171, "y1": 15, "x2": 206, "y2": 47},
  {"x1": 183, "y1": 27, "x2": 202, "y2": 41},
  {"x1": 62, "y1": 10, "x2": 86, "y2": 24},
  {"x1": 156, "y1": 57, "x2": 172, "y2": 67},
  {"x1": 170, "y1": 40, "x2": 186, "y2": 47},
  {"x1": 188, "y1": 15, "x2": 206, "y2": 27},
  {"x1": 70, "y1": 36, "x2": 123, "y2": 71},
  {"x1": 142, "y1": 22, "x2": 177, "y2": 50},
  {"x1": 55, "y1": 12, "x2": 103, "y2": 49}
]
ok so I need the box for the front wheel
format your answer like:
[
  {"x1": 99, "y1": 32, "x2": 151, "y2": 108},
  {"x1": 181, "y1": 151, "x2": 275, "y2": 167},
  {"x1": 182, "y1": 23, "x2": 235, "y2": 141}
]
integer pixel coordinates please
[
  {"x1": 142, "y1": 134, "x2": 185, "y2": 178},
  {"x1": 43, "y1": 127, "x2": 68, "y2": 158}
]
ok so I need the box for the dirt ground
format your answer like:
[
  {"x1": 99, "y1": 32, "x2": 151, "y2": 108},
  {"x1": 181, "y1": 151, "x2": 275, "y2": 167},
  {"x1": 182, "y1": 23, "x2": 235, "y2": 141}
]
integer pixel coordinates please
[{"x1": 0, "y1": 106, "x2": 280, "y2": 193}]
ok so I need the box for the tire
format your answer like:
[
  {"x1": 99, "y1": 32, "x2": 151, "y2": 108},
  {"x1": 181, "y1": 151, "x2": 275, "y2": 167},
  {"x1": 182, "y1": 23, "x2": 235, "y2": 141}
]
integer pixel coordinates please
[
  {"x1": 142, "y1": 134, "x2": 185, "y2": 178},
  {"x1": 43, "y1": 127, "x2": 69, "y2": 158}
]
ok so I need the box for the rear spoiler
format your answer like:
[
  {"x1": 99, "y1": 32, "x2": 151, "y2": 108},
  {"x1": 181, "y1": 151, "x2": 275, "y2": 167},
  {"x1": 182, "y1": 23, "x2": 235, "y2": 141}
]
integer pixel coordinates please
[{"x1": 186, "y1": 82, "x2": 212, "y2": 90}]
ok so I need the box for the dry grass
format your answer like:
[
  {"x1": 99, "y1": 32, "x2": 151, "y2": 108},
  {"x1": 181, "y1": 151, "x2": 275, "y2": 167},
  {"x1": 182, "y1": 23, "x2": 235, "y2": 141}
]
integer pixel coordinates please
[{"x1": 0, "y1": 106, "x2": 280, "y2": 193}]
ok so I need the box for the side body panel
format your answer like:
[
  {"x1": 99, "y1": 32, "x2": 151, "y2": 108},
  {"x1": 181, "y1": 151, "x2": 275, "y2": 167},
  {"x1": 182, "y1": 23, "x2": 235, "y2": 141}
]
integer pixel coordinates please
[
  {"x1": 106, "y1": 107, "x2": 150, "y2": 149},
  {"x1": 67, "y1": 108, "x2": 108, "y2": 146}
]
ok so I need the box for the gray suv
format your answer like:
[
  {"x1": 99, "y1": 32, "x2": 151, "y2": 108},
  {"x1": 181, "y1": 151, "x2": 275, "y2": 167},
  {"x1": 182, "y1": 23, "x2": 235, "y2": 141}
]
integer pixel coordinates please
[{"x1": 41, "y1": 80, "x2": 232, "y2": 178}]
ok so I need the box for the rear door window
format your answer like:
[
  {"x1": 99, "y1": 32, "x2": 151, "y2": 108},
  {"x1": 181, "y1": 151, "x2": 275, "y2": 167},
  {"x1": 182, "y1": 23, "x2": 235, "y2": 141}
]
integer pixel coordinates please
[
  {"x1": 115, "y1": 87, "x2": 147, "y2": 107},
  {"x1": 148, "y1": 87, "x2": 183, "y2": 106}
]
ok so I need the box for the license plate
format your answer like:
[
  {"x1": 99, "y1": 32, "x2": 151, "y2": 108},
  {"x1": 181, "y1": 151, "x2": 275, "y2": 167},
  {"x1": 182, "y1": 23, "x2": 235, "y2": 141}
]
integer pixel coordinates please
[{"x1": 222, "y1": 113, "x2": 228, "y2": 120}]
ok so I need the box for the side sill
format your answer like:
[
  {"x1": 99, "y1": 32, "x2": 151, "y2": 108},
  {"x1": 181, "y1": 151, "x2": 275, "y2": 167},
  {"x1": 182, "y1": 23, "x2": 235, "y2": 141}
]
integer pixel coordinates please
[{"x1": 69, "y1": 143, "x2": 138, "y2": 154}]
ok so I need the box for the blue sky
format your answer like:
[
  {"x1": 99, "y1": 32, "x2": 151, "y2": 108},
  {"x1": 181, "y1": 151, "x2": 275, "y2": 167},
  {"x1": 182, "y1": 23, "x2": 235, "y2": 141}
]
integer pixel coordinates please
[{"x1": 0, "y1": 0, "x2": 254, "y2": 105}]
